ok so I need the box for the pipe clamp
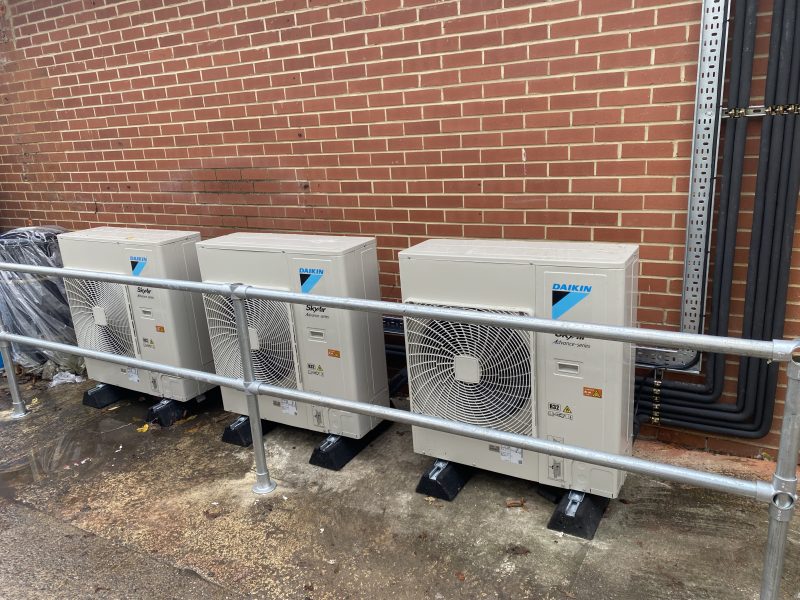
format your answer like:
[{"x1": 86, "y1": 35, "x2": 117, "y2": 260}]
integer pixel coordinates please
[{"x1": 229, "y1": 283, "x2": 252, "y2": 300}]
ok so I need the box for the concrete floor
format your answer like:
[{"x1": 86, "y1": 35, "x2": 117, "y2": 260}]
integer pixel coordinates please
[{"x1": 0, "y1": 379, "x2": 798, "y2": 600}]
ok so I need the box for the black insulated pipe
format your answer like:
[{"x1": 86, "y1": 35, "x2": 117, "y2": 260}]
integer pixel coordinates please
[
  {"x1": 636, "y1": 0, "x2": 758, "y2": 404},
  {"x1": 639, "y1": 0, "x2": 795, "y2": 431},
  {"x1": 636, "y1": 0, "x2": 800, "y2": 437}
]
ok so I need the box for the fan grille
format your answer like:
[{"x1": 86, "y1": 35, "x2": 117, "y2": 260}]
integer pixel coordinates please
[
  {"x1": 203, "y1": 295, "x2": 298, "y2": 389},
  {"x1": 405, "y1": 304, "x2": 534, "y2": 435},
  {"x1": 64, "y1": 279, "x2": 136, "y2": 357}
]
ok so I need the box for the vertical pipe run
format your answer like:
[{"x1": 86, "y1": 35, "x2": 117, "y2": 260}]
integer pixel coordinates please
[
  {"x1": 231, "y1": 293, "x2": 277, "y2": 495},
  {"x1": 760, "y1": 357, "x2": 800, "y2": 600},
  {"x1": 0, "y1": 340, "x2": 27, "y2": 419}
]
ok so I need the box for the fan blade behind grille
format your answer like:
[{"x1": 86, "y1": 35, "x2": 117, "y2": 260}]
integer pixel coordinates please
[
  {"x1": 64, "y1": 279, "x2": 136, "y2": 357},
  {"x1": 203, "y1": 295, "x2": 298, "y2": 390},
  {"x1": 405, "y1": 305, "x2": 534, "y2": 435}
]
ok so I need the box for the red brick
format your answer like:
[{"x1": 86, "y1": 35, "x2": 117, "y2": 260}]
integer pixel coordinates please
[
  {"x1": 628, "y1": 66, "x2": 683, "y2": 87},
  {"x1": 504, "y1": 225, "x2": 546, "y2": 239},
  {"x1": 549, "y1": 55, "x2": 599, "y2": 75},
  {"x1": 503, "y1": 25, "x2": 548, "y2": 46},
  {"x1": 551, "y1": 17, "x2": 599, "y2": 38},
  {"x1": 443, "y1": 15, "x2": 483, "y2": 35},
  {"x1": 602, "y1": 9, "x2": 656, "y2": 31}
]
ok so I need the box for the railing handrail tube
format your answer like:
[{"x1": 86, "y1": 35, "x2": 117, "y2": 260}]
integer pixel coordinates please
[{"x1": 0, "y1": 261, "x2": 795, "y2": 361}]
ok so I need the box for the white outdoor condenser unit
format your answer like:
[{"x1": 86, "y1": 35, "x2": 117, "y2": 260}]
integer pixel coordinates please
[
  {"x1": 58, "y1": 227, "x2": 215, "y2": 401},
  {"x1": 400, "y1": 239, "x2": 638, "y2": 498},
  {"x1": 196, "y1": 233, "x2": 389, "y2": 438}
]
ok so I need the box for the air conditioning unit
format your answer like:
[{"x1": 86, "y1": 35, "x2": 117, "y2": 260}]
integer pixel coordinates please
[
  {"x1": 399, "y1": 239, "x2": 638, "y2": 498},
  {"x1": 196, "y1": 233, "x2": 389, "y2": 438},
  {"x1": 57, "y1": 227, "x2": 215, "y2": 401}
]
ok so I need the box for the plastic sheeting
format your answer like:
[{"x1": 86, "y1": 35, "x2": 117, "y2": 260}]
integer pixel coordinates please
[{"x1": 0, "y1": 226, "x2": 81, "y2": 373}]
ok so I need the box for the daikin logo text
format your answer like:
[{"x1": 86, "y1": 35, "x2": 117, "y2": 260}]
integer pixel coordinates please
[
  {"x1": 552, "y1": 283, "x2": 592, "y2": 293},
  {"x1": 551, "y1": 282, "x2": 592, "y2": 319}
]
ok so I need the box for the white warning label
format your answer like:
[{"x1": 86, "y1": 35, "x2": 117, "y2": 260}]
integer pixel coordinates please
[
  {"x1": 127, "y1": 367, "x2": 139, "y2": 383},
  {"x1": 281, "y1": 399, "x2": 298, "y2": 416},
  {"x1": 500, "y1": 445, "x2": 523, "y2": 465}
]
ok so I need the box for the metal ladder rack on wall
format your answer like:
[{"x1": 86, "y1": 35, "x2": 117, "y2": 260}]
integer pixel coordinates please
[{"x1": 636, "y1": 0, "x2": 730, "y2": 370}]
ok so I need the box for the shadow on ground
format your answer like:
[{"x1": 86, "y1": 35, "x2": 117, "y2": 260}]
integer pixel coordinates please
[{"x1": 0, "y1": 379, "x2": 797, "y2": 599}]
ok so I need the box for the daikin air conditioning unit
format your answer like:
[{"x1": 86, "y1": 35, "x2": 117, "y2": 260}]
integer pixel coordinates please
[
  {"x1": 196, "y1": 233, "x2": 389, "y2": 439},
  {"x1": 400, "y1": 239, "x2": 638, "y2": 498},
  {"x1": 58, "y1": 227, "x2": 215, "y2": 401}
]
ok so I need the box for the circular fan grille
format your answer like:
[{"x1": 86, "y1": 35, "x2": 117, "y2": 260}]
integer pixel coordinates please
[
  {"x1": 203, "y1": 294, "x2": 298, "y2": 389},
  {"x1": 64, "y1": 279, "x2": 136, "y2": 357},
  {"x1": 405, "y1": 305, "x2": 533, "y2": 435}
]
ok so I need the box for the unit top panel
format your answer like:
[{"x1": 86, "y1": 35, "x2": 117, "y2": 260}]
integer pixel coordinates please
[
  {"x1": 400, "y1": 238, "x2": 638, "y2": 268},
  {"x1": 198, "y1": 232, "x2": 375, "y2": 255},
  {"x1": 58, "y1": 227, "x2": 199, "y2": 246}
]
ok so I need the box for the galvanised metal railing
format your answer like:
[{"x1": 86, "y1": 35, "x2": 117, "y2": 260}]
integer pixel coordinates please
[{"x1": 0, "y1": 261, "x2": 797, "y2": 599}]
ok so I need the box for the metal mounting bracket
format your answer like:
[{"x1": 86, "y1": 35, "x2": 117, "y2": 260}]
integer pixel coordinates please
[
  {"x1": 564, "y1": 490, "x2": 586, "y2": 517},
  {"x1": 721, "y1": 105, "x2": 767, "y2": 118}
]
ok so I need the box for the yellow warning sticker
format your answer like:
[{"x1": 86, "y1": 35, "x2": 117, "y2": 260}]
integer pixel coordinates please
[
  {"x1": 563, "y1": 406, "x2": 572, "y2": 414},
  {"x1": 583, "y1": 387, "x2": 603, "y2": 398}
]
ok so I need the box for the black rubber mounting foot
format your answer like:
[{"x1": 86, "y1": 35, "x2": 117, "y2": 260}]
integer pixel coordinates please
[
  {"x1": 146, "y1": 391, "x2": 221, "y2": 428},
  {"x1": 546, "y1": 490, "x2": 610, "y2": 540},
  {"x1": 535, "y1": 482, "x2": 568, "y2": 505},
  {"x1": 83, "y1": 384, "x2": 126, "y2": 409},
  {"x1": 221, "y1": 415, "x2": 276, "y2": 447},
  {"x1": 309, "y1": 420, "x2": 391, "y2": 471},
  {"x1": 146, "y1": 398, "x2": 189, "y2": 427},
  {"x1": 415, "y1": 459, "x2": 474, "y2": 501}
]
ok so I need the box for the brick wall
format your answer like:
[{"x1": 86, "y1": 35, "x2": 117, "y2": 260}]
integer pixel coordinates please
[{"x1": 0, "y1": 0, "x2": 794, "y2": 458}]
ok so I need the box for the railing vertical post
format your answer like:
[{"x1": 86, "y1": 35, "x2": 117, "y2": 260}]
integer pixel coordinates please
[
  {"x1": 1, "y1": 340, "x2": 27, "y2": 419},
  {"x1": 760, "y1": 356, "x2": 800, "y2": 600},
  {"x1": 0, "y1": 311, "x2": 27, "y2": 419},
  {"x1": 231, "y1": 288, "x2": 277, "y2": 495}
]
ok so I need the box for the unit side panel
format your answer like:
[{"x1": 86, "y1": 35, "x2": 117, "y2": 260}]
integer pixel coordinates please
[
  {"x1": 124, "y1": 240, "x2": 211, "y2": 400},
  {"x1": 358, "y1": 246, "x2": 391, "y2": 403},
  {"x1": 623, "y1": 258, "x2": 639, "y2": 449},
  {"x1": 288, "y1": 252, "x2": 382, "y2": 438},
  {"x1": 180, "y1": 238, "x2": 214, "y2": 368},
  {"x1": 289, "y1": 255, "x2": 345, "y2": 397},
  {"x1": 536, "y1": 266, "x2": 631, "y2": 497}
]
